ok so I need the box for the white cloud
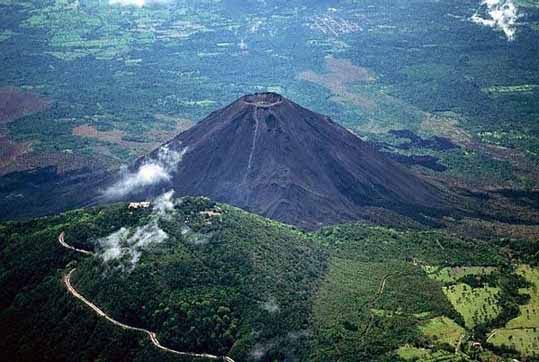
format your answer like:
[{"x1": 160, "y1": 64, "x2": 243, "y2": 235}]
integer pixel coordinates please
[
  {"x1": 260, "y1": 297, "x2": 280, "y2": 313},
  {"x1": 109, "y1": 0, "x2": 170, "y2": 7},
  {"x1": 98, "y1": 222, "x2": 168, "y2": 267},
  {"x1": 97, "y1": 190, "x2": 180, "y2": 268},
  {"x1": 471, "y1": 0, "x2": 520, "y2": 41},
  {"x1": 104, "y1": 145, "x2": 187, "y2": 199},
  {"x1": 99, "y1": 227, "x2": 130, "y2": 262},
  {"x1": 185, "y1": 231, "x2": 211, "y2": 245},
  {"x1": 153, "y1": 190, "x2": 176, "y2": 219}
]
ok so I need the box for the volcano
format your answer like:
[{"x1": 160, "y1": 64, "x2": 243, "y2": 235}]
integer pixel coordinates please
[{"x1": 110, "y1": 93, "x2": 448, "y2": 229}]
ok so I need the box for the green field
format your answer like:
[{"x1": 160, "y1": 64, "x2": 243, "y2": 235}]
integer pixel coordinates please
[
  {"x1": 423, "y1": 266, "x2": 502, "y2": 329},
  {"x1": 397, "y1": 345, "x2": 461, "y2": 361},
  {"x1": 423, "y1": 266, "x2": 496, "y2": 284},
  {"x1": 443, "y1": 284, "x2": 501, "y2": 329},
  {"x1": 481, "y1": 84, "x2": 539, "y2": 96},
  {"x1": 313, "y1": 258, "x2": 385, "y2": 326},
  {"x1": 507, "y1": 265, "x2": 539, "y2": 329},
  {"x1": 489, "y1": 328, "x2": 539, "y2": 357},
  {"x1": 419, "y1": 316, "x2": 466, "y2": 348},
  {"x1": 1, "y1": 199, "x2": 537, "y2": 360},
  {"x1": 488, "y1": 265, "x2": 539, "y2": 356}
]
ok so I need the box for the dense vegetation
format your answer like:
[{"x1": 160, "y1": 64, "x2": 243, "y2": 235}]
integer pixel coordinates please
[
  {"x1": 74, "y1": 199, "x2": 327, "y2": 360},
  {"x1": 2, "y1": 197, "x2": 538, "y2": 361},
  {"x1": 0, "y1": 205, "x2": 193, "y2": 361},
  {"x1": 1, "y1": 1, "x2": 539, "y2": 360}
]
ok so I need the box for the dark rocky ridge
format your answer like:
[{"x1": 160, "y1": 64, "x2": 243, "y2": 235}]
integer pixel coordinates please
[{"x1": 133, "y1": 92, "x2": 449, "y2": 229}]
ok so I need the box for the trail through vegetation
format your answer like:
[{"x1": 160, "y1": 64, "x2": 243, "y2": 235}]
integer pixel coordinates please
[{"x1": 58, "y1": 233, "x2": 235, "y2": 362}]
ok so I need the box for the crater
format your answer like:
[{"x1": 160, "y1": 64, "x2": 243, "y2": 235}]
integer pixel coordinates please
[{"x1": 242, "y1": 92, "x2": 284, "y2": 108}]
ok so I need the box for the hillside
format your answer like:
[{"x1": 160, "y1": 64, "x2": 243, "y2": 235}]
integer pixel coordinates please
[
  {"x1": 2, "y1": 1, "x2": 539, "y2": 361},
  {"x1": 100, "y1": 93, "x2": 450, "y2": 229},
  {"x1": 0, "y1": 195, "x2": 326, "y2": 361},
  {"x1": 2, "y1": 194, "x2": 538, "y2": 361}
]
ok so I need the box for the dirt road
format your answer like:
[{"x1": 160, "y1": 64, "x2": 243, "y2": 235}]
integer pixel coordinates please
[
  {"x1": 58, "y1": 232, "x2": 95, "y2": 256},
  {"x1": 59, "y1": 233, "x2": 235, "y2": 362},
  {"x1": 358, "y1": 273, "x2": 392, "y2": 340}
]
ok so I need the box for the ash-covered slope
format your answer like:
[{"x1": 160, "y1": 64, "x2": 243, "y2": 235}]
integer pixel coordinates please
[{"x1": 125, "y1": 93, "x2": 448, "y2": 229}]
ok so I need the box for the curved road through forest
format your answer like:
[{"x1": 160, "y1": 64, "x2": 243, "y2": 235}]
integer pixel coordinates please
[
  {"x1": 58, "y1": 232, "x2": 95, "y2": 256},
  {"x1": 58, "y1": 233, "x2": 235, "y2": 362},
  {"x1": 358, "y1": 273, "x2": 392, "y2": 340}
]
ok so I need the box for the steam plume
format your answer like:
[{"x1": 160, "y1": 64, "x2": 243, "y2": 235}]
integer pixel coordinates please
[
  {"x1": 471, "y1": 0, "x2": 520, "y2": 41},
  {"x1": 104, "y1": 145, "x2": 187, "y2": 199},
  {"x1": 97, "y1": 190, "x2": 180, "y2": 269}
]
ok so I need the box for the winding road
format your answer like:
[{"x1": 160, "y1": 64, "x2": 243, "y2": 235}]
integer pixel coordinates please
[
  {"x1": 358, "y1": 273, "x2": 392, "y2": 340},
  {"x1": 58, "y1": 232, "x2": 95, "y2": 256},
  {"x1": 59, "y1": 233, "x2": 235, "y2": 362}
]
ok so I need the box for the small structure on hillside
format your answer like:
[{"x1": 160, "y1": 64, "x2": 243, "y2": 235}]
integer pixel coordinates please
[
  {"x1": 200, "y1": 206, "x2": 223, "y2": 218},
  {"x1": 128, "y1": 201, "x2": 151, "y2": 209}
]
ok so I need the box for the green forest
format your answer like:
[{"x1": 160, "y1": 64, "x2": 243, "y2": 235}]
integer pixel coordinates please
[{"x1": 1, "y1": 197, "x2": 538, "y2": 361}]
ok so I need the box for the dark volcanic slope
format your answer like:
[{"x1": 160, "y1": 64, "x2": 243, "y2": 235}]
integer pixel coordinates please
[{"x1": 135, "y1": 93, "x2": 448, "y2": 229}]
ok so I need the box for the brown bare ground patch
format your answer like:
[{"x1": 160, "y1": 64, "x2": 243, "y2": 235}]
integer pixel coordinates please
[
  {"x1": 0, "y1": 150, "x2": 103, "y2": 177},
  {"x1": 421, "y1": 113, "x2": 473, "y2": 145},
  {"x1": 149, "y1": 115, "x2": 193, "y2": 140},
  {"x1": 73, "y1": 124, "x2": 160, "y2": 157},
  {"x1": 0, "y1": 135, "x2": 32, "y2": 170},
  {"x1": 0, "y1": 129, "x2": 114, "y2": 176},
  {"x1": 297, "y1": 56, "x2": 377, "y2": 111},
  {"x1": 73, "y1": 117, "x2": 192, "y2": 157},
  {"x1": 0, "y1": 86, "x2": 51, "y2": 124},
  {"x1": 325, "y1": 57, "x2": 374, "y2": 83},
  {"x1": 73, "y1": 125, "x2": 125, "y2": 144},
  {"x1": 0, "y1": 87, "x2": 51, "y2": 173},
  {"x1": 74, "y1": 116, "x2": 191, "y2": 145}
]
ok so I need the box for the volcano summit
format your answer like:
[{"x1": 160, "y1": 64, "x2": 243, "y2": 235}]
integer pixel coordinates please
[{"x1": 107, "y1": 92, "x2": 448, "y2": 229}]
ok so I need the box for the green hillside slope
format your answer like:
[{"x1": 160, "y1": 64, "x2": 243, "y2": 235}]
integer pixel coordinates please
[{"x1": 1, "y1": 196, "x2": 537, "y2": 361}]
